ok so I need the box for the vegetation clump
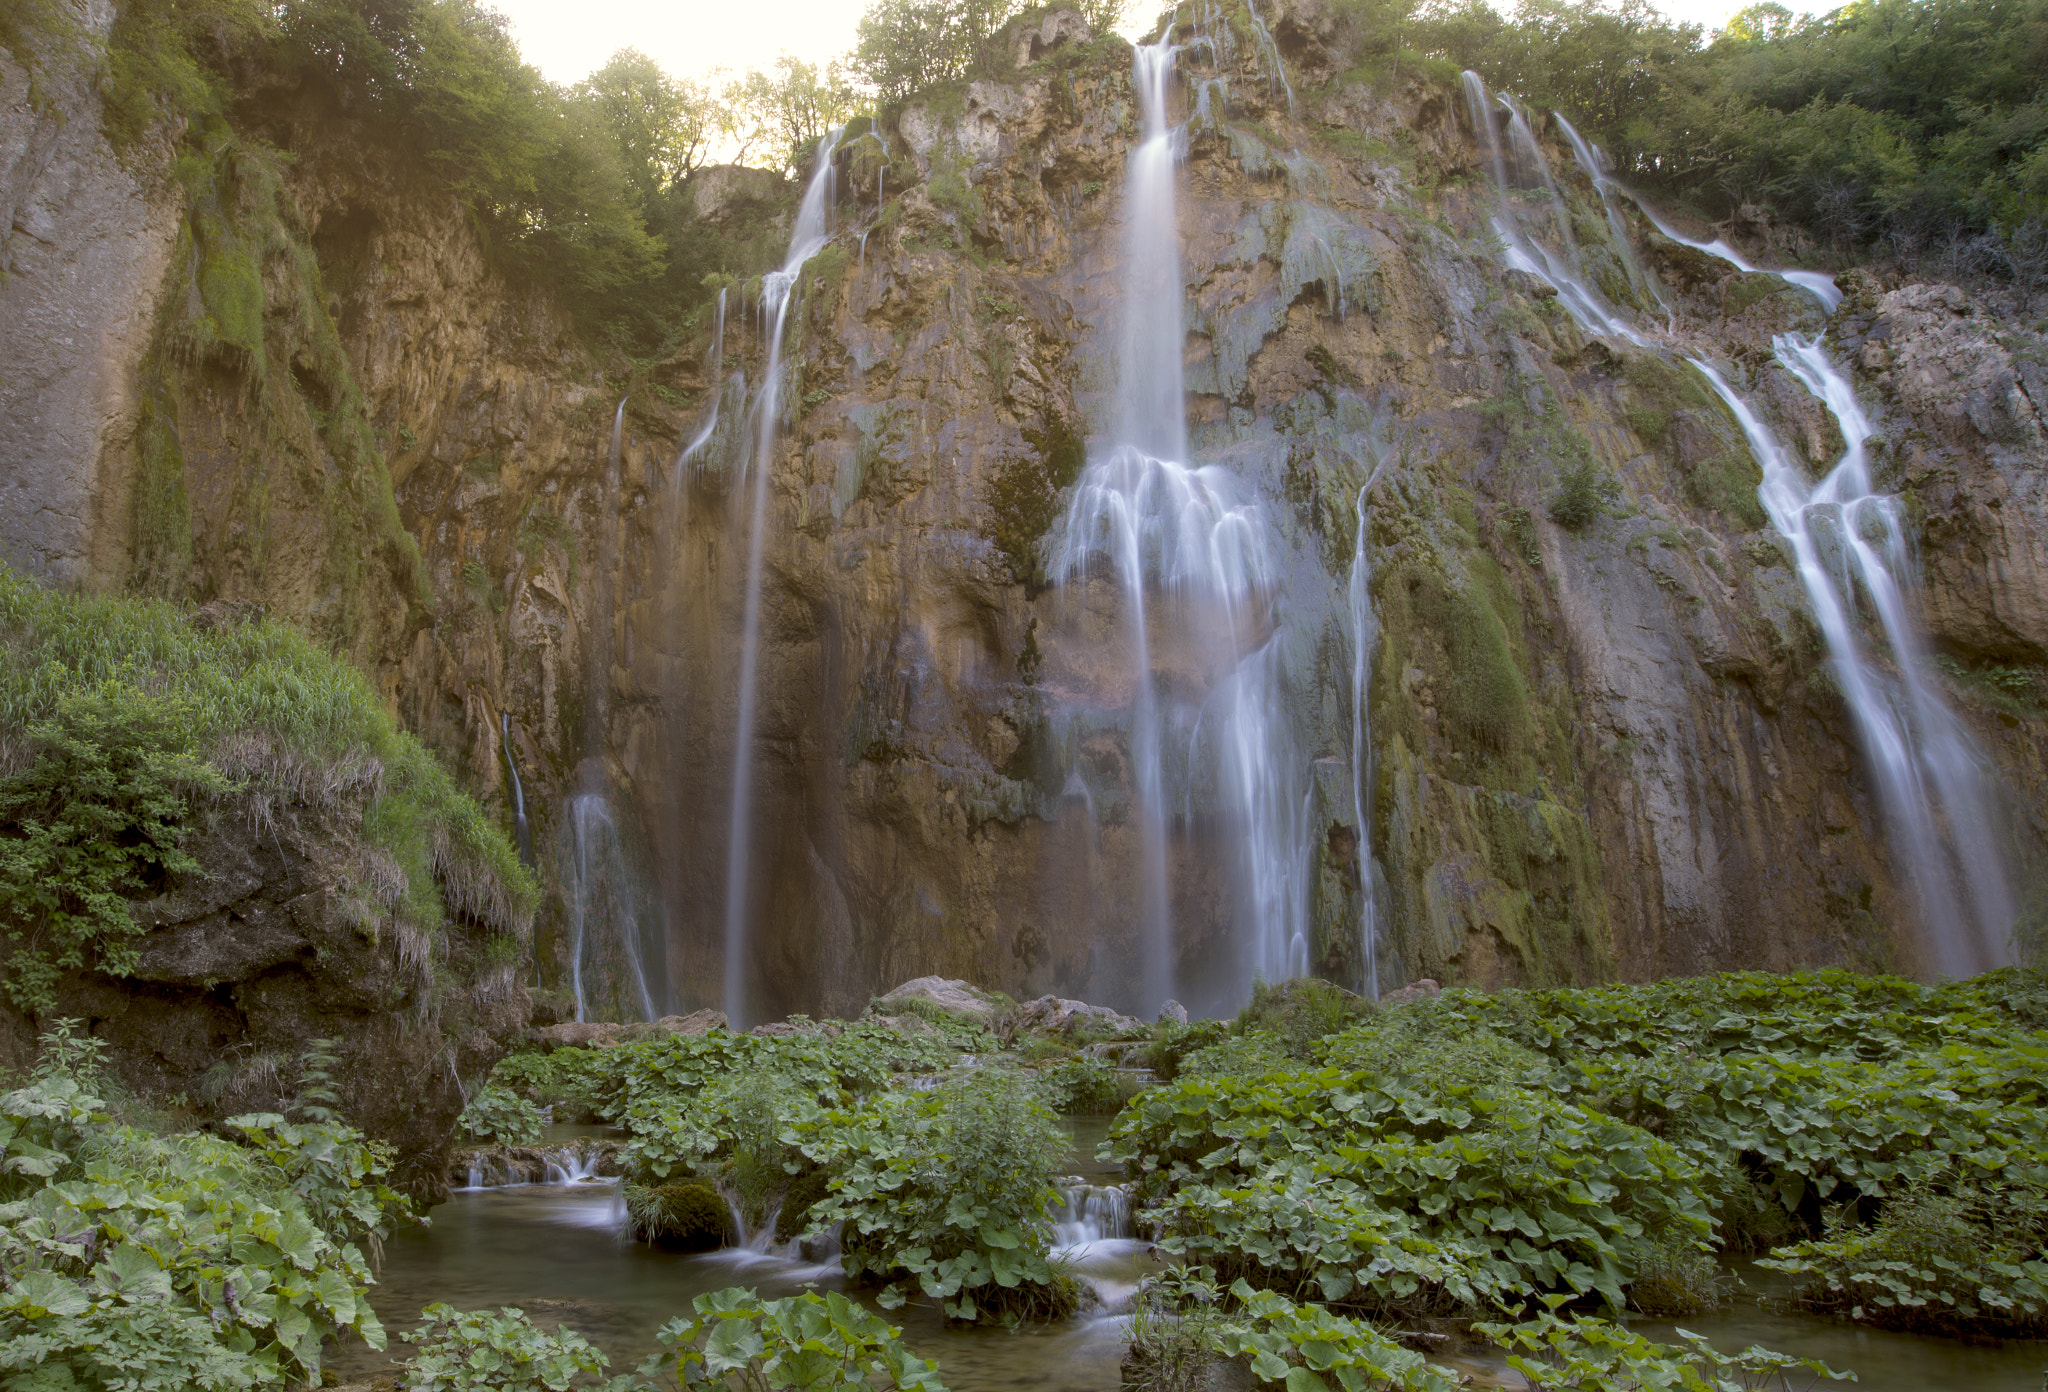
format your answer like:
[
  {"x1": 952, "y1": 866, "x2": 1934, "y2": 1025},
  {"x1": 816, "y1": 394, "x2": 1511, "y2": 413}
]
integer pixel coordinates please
[{"x1": 0, "y1": 569, "x2": 536, "y2": 1014}]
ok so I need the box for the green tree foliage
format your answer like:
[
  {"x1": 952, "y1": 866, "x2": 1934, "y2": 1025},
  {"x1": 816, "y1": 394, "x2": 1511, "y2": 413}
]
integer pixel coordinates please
[
  {"x1": 579, "y1": 50, "x2": 718, "y2": 215},
  {"x1": 723, "y1": 56, "x2": 861, "y2": 172},
  {"x1": 852, "y1": 0, "x2": 1130, "y2": 105},
  {"x1": 1391, "y1": 0, "x2": 2048, "y2": 250}
]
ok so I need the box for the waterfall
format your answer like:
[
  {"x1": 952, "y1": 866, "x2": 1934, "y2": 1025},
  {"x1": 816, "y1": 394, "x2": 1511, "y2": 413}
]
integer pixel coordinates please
[
  {"x1": 563, "y1": 790, "x2": 662, "y2": 1023},
  {"x1": 1463, "y1": 72, "x2": 2015, "y2": 973},
  {"x1": 1550, "y1": 116, "x2": 1841, "y2": 313},
  {"x1": 1348, "y1": 485, "x2": 1382, "y2": 999},
  {"x1": 1551, "y1": 113, "x2": 1669, "y2": 319},
  {"x1": 1692, "y1": 346, "x2": 2015, "y2": 975},
  {"x1": 722, "y1": 128, "x2": 842, "y2": 1028},
  {"x1": 1049, "y1": 36, "x2": 1315, "y2": 1011},
  {"x1": 500, "y1": 712, "x2": 533, "y2": 867}
]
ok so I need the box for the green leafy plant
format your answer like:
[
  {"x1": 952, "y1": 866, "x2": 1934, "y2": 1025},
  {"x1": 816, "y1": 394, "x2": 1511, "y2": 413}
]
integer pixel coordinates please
[
  {"x1": 457, "y1": 1083, "x2": 549, "y2": 1147},
  {"x1": 1476, "y1": 1306, "x2": 1849, "y2": 1391},
  {"x1": 0, "y1": 1023, "x2": 407, "y2": 1390},
  {"x1": 646, "y1": 1288, "x2": 945, "y2": 1390},
  {"x1": 797, "y1": 1068, "x2": 1073, "y2": 1321},
  {"x1": 403, "y1": 1304, "x2": 637, "y2": 1392},
  {"x1": 1549, "y1": 457, "x2": 1624, "y2": 530}
]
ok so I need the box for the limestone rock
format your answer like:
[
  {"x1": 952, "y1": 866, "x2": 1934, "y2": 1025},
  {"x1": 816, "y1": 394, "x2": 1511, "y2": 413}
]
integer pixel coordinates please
[
  {"x1": 1009, "y1": 994, "x2": 1145, "y2": 1038},
  {"x1": 535, "y1": 1009, "x2": 728, "y2": 1050},
  {"x1": 870, "y1": 977, "x2": 1002, "y2": 1024},
  {"x1": 1158, "y1": 1000, "x2": 1190, "y2": 1026},
  {"x1": 1379, "y1": 979, "x2": 1442, "y2": 1006}
]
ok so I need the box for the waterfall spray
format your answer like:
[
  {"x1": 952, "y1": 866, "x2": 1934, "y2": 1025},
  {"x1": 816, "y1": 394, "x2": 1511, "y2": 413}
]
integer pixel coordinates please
[{"x1": 722, "y1": 128, "x2": 843, "y2": 1027}]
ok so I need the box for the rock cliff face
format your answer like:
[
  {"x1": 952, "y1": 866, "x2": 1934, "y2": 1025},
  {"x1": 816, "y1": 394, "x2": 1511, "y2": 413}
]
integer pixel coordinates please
[{"x1": 3, "y1": 3, "x2": 2044, "y2": 1027}]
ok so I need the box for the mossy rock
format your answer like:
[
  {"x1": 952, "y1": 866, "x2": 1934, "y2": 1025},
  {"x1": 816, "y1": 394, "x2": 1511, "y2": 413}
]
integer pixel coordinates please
[{"x1": 631, "y1": 1180, "x2": 732, "y2": 1250}]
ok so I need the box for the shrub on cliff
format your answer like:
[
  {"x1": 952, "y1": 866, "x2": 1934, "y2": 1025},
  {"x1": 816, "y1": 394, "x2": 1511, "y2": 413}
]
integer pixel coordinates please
[
  {"x1": 0, "y1": 1024, "x2": 410, "y2": 1390},
  {"x1": 0, "y1": 567, "x2": 537, "y2": 1012}
]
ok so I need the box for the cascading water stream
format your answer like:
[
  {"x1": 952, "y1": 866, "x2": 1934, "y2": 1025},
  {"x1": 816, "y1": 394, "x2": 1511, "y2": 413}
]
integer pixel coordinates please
[
  {"x1": 1465, "y1": 71, "x2": 2015, "y2": 972},
  {"x1": 565, "y1": 791, "x2": 660, "y2": 1023},
  {"x1": 500, "y1": 711, "x2": 533, "y2": 867},
  {"x1": 722, "y1": 128, "x2": 842, "y2": 1027},
  {"x1": 1348, "y1": 485, "x2": 1382, "y2": 999},
  {"x1": 1693, "y1": 346, "x2": 2015, "y2": 975}
]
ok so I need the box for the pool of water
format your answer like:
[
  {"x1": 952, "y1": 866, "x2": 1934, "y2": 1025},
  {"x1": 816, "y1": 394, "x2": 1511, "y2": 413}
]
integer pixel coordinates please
[{"x1": 330, "y1": 1175, "x2": 2046, "y2": 1391}]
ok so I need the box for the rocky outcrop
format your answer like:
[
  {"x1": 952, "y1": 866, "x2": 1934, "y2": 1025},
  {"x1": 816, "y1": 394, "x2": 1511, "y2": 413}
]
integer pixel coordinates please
[
  {"x1": 868, "y1": 976, "x2": 1004, "y2": 1025},
  {"x1": 0, "y1": 796, "x2": 530, "y2": 1205},
  {"x1": 534, "y1": 1010, "x2": 728, "y2": 1050}
]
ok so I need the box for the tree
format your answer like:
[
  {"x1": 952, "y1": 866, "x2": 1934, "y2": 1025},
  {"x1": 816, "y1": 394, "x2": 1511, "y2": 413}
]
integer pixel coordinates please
[
  {"x1": 723, "y1": 55, "x2": 860, "y2": 171},
  {"x1": 578, "y1": 47, "x2": 716, "y2": 214}
]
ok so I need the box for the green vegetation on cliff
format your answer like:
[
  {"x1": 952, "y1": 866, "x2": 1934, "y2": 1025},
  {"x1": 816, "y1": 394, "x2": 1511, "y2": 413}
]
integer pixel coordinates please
[{"x1": 0, "y1": 567, "x2": 537, "y2": 1012}]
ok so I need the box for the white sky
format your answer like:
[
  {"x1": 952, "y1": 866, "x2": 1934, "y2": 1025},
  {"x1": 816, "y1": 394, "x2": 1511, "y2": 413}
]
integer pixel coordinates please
[{"x1": 490, "y1": 0, "x2": 1834, "y2": 88}]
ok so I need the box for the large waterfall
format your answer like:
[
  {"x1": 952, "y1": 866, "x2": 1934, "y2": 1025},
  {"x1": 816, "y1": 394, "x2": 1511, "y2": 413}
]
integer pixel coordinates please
[
  {"x1": 1048, "y1": 31, "x2": 1318, "y2": 1014},
  {"x1": 1463, "y1": 71, "x2": 2016, "y2": 973},
  {"x1": 721, "y1": 130, "x2": 843, "y2": 1027}
]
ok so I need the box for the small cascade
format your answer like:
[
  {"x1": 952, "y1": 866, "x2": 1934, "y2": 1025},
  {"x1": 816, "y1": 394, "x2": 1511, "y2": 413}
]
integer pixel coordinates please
[
  {"x1": 1347, "y1": 485, "x2": 1382, "y2": 999},
  {"x1": 500, "y1": 712, "x2": 533, "y2": 867},
  {"x1": 544, "y1": 1146, "x2": 608, "y2": 1185},
  {"x1": 1554, "y1": 126, "x2": 1841, "y2": 312},
  {"x1": 1241, "y1": 0, "x2": 1295, "y2": 115},
  {"x1": 1551, "y1": 113, "x2": 1669, "y2": 319},
  {"x1": 673, "y1": 288, "x2": 731, "y2": 494},
  {"x1": 706, "y1": 1182, "x2": 843, "y2": 1274},
  {"x1": 1692, "y1": 346, "x2": 2015, "y2": 976},
  {"x1": 722, "y1": 127, "x2": 843, "y2": 1028},
  {"x1": 1051, "y1": 1180, "x2": 1133, "y2": 1250}
]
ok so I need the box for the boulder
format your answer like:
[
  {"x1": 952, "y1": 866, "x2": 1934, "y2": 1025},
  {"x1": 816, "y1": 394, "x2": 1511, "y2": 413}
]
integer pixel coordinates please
[
  {"x1": 1009, "y1": 994, "x2": 1144, "y2": 1038},
  {"x1": 870, "y1": 976, "x2": 1002, "y2": 1024},
  {"x1": 1157, "y1": 1000, "x2": 1189, "y2": 1026},
  {"x1": 1380, "y1": 979, "x2": 1442, "y2": 1007},
  {"x1": 659, "y1": 1009, "x2": 728, "y2": 1037}
]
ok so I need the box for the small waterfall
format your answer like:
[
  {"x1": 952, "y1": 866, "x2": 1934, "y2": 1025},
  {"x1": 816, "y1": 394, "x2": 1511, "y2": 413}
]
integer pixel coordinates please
[
  {"x1": 500, "y1": 712, "x2": 533, "y2": 867},
  {"x1": 1348, "y1": 486, "x2": 1382, "y2": 999},
  {"x1": 1242, "y1": 0, "x2": 1295, "y2": 115},
  {"x1": 1692, "y1": 347, "x2": 2015, "y2": 975},
  {"x1": 1551, "y1": 113, "x2": 1669, "y2": 319},
  {"x1": 673, "y1": 288, "x2": 729, "y2": 493},
  {"x1": 1051, "y1": 1180, "x2": 1133, "y2": 1250},
  {"x1": 722, "y1": 127, "x2": 842, "y2": 1028},
  {"x1": 1552, "y1": 125, "x2": 1841, "y2": 312},
  {"x1": 563, "y1": 789, "x2": 662, "y2": 1023}
]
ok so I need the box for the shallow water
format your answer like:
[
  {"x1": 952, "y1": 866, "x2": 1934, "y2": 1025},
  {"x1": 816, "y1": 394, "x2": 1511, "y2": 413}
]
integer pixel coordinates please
[{"x1": 334, "y1": 1168, "x2": 2046, "y2": 1391}]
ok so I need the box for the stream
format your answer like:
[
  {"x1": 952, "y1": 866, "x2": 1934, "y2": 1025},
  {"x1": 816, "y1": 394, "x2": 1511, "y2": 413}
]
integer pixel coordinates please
[{"x1": 328, "y1": 1126, "x2": 2048, "y2": 1390}]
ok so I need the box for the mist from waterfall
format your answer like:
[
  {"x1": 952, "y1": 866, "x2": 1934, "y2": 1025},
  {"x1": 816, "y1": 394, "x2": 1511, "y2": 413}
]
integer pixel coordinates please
[
  {"x1": 1348, "y1": 486, "x2": 1382, "y2": 999},
  {"x1": 563, "y1": 788, "x2": 663, "y2": 1023},
  {"x1": 1049, "y1": 35, "x2": 1315, "y2": 1012},
  {"x1": 721, "y1": 128, "x2": 843, "y2": 1028},
  {"x1": 1462, "y1": 69, "x2": 2015, "y2": 972}
]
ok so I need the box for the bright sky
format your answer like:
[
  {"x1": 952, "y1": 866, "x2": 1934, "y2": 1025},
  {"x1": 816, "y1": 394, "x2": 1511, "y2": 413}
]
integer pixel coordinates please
[{"x1": 489, "y1": 0, "x2": 1835, "y2": 88}]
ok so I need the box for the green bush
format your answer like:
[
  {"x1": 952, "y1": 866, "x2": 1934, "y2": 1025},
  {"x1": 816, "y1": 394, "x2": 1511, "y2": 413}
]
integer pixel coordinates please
[
  {"x1": 1236, "y1": 978, "x2": 1372, "y2": 1057},
  {"x1": 647, "y1": 1288, "x2": 944, "y2": 1390},
  {"x1": 797, "y1": 1069, "x2": 1073, "y2": 1321},
  {"x1": 1177, "y1": 1032, "x2": 1295, "y2": 1079},
  {"x1": 0, "y1": 1023, "x2": 408, "y2": 1390},
  {"x1": 456, "y1": 1083, "x2": 548, "y2": 1147},
  {"x1": 1109, "y1": 1069, "x2": 1712, "y2": 1313},
  {"x1": 0, "y1": 567, "x2": 537, "y2": 1004},
  {"x1": 403, "y1": 1304, "x2": 634, "y2": 1392},
  {"x1": 0, "y1": 681, "x2": 231, "y2": 1010},
  {"x1": 1035, "y1": 1053, "x2": 1124, "y2": 1114},
  {"x1": 1759, "y1": 1185, "x2": 2048, "y2": 1336},
  {"x1": 1548, "y1": 458, "x2": 1623, "y2": 530}
]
